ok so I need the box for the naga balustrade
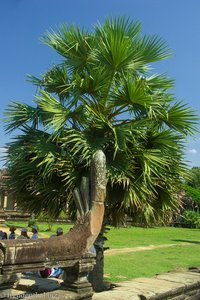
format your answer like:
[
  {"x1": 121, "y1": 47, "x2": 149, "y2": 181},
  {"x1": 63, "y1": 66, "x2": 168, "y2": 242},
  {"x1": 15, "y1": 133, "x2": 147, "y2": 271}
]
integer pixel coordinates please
[{"x1": 0, "y1": 150, "x2": 106, "y2": 300}]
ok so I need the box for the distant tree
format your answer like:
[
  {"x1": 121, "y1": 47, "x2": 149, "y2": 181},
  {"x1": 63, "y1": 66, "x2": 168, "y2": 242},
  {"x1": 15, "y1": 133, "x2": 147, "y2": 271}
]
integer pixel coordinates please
[
  {"x1": 186, "y1": 167, "x2": 200, "y2": 189},
  {"x1": 183, "y1": 185, "x2": 200, "y2": 205}
]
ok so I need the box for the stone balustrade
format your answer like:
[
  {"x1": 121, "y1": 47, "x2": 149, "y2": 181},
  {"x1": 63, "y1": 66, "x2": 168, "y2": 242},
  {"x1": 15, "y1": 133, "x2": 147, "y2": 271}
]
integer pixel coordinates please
[{"x1": 0, "y1": 150, "x2": 107, "y2": 300}]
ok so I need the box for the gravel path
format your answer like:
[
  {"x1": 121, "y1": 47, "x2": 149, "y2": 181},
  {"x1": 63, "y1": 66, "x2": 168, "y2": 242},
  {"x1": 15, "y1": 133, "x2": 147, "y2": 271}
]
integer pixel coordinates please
[{"x1": 105, "y1": 242, "x2": 190, "y2": 256}]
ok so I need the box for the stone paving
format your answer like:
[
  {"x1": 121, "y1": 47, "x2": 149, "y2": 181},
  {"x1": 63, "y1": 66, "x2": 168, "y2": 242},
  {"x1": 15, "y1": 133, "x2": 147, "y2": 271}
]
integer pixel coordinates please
[
  {"x1": 93, "y1": 270, "x2": 200, "y2": 300},
  {"x1": 1, "y1": 268, "x2": 200, "y2": 299}
]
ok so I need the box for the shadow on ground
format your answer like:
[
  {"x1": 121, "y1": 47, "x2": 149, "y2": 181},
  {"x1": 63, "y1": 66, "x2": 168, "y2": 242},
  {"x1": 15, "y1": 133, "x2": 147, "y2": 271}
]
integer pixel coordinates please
[{"x1": 172, "y1": 239, "x2": 200, "y2": 245}]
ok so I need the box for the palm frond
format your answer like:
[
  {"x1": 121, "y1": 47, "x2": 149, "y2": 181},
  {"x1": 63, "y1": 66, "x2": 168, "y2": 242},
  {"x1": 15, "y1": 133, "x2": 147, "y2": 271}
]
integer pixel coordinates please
[
  {"x1": 137, "y1": 34, "x2": 172, "y2": 63},
  {"x1": 94, "y1": 16, "x2": 144, "y2": 72},
  {"x1": 72, "y1": 67, "x2": 111, "y2": 99},
  {"x1": 60, "y1": 129, "x2": 93, "y2": 166},
  {"x1": 145, "y1": 73, "x2": 174, "y2": 91},
  {"x1": 162, "y1": 101, "x2": 199, "y2": 134},
  {"x1": 143, "y1": 128, "x2": 184, "y2": 152},
  {"x1": 110, "y1": 77, "x2": 161, "y2": 118},
  {"x1": 36, "y1": 90, "x2": 70, "y2": 133},
  {"x1": 4, "y1": 102, "x2": 39, "y2": 133},
  {"x1": 28, "y1": 64, "x2": 71, "y2": 100},
  {"x1": 42, "y1": 25, "x2": 94, "y2": 72}
]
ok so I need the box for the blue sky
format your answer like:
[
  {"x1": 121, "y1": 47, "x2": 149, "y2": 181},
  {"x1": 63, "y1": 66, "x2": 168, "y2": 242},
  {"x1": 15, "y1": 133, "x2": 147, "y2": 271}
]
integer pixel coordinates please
[{"x1": 0, "y1": 0, "x2": 199, "y2": 167}]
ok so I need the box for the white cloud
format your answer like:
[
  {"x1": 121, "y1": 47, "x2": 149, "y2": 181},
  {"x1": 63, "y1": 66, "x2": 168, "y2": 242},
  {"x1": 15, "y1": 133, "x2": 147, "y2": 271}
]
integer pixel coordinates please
[{"x1": 189, "y1": 149, "x2": 198, "y2": 154}]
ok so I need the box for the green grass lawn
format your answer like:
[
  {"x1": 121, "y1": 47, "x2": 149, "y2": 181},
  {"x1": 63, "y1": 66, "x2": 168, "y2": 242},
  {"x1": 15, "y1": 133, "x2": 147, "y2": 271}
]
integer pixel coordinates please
[
  {"x1": 105, "y1": 226, "x2": 200, "y2": 248},
  {"x1": 104, "y1": 226, "x2": 200, "y2": 282},
  {"x1": 5, "y1": 221, "x2": 200, "y2": 282},
  {"x1": 104, "y1": 244, "x2": 200, "y2": 282}
]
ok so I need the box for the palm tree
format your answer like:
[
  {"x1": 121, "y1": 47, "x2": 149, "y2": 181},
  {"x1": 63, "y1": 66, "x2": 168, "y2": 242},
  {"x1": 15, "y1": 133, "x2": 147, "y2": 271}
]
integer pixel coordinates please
[{"x1": 4, "y1": 16, "x2": 198, "y2": 290}]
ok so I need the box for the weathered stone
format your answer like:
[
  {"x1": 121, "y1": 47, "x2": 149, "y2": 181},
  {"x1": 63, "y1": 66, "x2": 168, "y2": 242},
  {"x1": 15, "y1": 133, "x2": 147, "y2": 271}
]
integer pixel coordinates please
[
  {"x1": 0, "y1": 289, "x2": 27, "y2": 300},
  {"x1": 16, "y1": 276, "x2": 61, "y2": 293},
  {"x1": 0, "y1": 150, "x2": 107, "y2": 299},
  {"x1": 155, "y1": 271, "x2": 200, "y2": 291},
  {"x1": 21, "y1": 290, "x2": 95, "y2": 300},
  {"x1": 93, "y1": 270, "x2": 200, "y2": 300},
  {"x1": 62, "y1": 258, "x2": 95, "y2": 294},
  {"x1": 0, "y1": 273, "x2": 20, "y2": 290},
  {"x1": 93, "y1": 289, "x2": 141, "y2": 300},
  {"x1": 2, "y1": 269, "x2": 200, "y2": 300}
]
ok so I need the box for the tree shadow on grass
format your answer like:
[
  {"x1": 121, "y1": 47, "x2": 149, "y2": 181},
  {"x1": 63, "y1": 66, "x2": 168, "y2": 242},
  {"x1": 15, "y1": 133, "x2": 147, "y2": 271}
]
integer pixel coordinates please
[{"x1": 172, "y1": 239, "x2": 200, "y2": 245}]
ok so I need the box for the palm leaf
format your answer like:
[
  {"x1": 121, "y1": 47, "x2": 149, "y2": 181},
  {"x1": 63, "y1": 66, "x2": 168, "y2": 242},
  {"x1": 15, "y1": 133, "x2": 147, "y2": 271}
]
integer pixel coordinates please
[
  {"x1": 36, "y1": 90, "x2": 70, "y2": 133},
  {"x1": 137, "y1": 34, "x2": 172, "y2": 63},
  {"x1": 28, "y1": 64, "x2": 71, "y2": 100},
  {"x1": 162, "y1": 101, "x2": 199, "y2": 134},
  {"x1": 4, "y1": 102, "x2": 39, "y2": 133},
  {"x1": 42, "y1": 25, "x2": 95, "y2": 72},
  {"x1": 94, "y1": 17, "x2": 144, "y2": 72}
]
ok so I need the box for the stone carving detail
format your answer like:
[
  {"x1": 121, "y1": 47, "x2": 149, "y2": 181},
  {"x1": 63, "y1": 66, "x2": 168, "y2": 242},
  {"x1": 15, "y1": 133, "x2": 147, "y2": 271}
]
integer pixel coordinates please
[{"x1": 0, "y1": 150, "x2": 106, "y2": 299}]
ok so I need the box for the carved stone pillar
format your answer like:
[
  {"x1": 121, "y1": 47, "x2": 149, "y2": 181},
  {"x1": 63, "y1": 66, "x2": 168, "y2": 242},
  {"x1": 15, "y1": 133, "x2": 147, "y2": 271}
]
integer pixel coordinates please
[
  {"x1": 62, "y1": 256, "x2": 96, "y2": 299},
  {"x1": 3, "y1": 192, "x2": 8, "y2": 210},
  {"x1": 14, "y1": 201, "x2": 17, "y2": 211},
  {"x1": 0, "y1": 193, "x2": 2, "y2": 209}
]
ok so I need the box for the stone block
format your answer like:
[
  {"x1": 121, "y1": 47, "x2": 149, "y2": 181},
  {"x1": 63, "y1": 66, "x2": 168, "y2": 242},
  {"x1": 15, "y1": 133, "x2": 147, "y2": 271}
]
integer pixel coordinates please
[
  {"x1": 93, "y1": 289, "x2": 141, "y2": 300},
  {"x1": 16, "y1": 276, "x2": 61, "y2": 293}
]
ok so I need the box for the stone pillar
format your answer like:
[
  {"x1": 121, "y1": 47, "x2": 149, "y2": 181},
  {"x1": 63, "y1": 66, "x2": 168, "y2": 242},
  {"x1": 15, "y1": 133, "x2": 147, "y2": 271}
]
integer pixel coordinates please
[
  {"x1": 14, "y1": 201, "x2": 17, "y2": 211},
  {"x1": 62, "y1": 257, "x2": 95, "y2": 299},
  {"x1": 3, "y1": 192, "x2": 8, "y2": 210},
  {"x1": 0, "y1": 193, "x2": 2, "y2": 209}
]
